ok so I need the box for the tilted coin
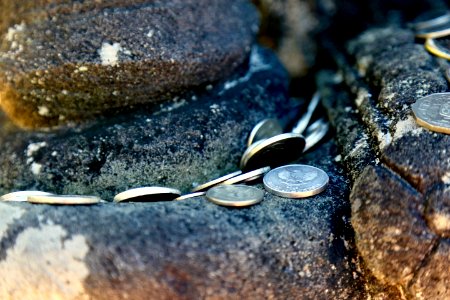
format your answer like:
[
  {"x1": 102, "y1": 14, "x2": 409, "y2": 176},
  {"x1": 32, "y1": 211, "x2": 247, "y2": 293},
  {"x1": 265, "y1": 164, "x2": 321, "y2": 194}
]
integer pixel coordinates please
[
  {"x1": 415, "y1": 21, "x2": 450, "y2": 39},
  {"x1": 291, "y1": 91, "x2": 321, "y2": 134},
  {"x1": 114, "y1": 187, "x2": 181, "y2": 202},
  {"x1": 175, "y1": 191, "x2": 206, "y2": 201},
  {"x1": 206, "y1": 184, "x2": 264, "y2": 207},
  {"x1": 240, "y1": 133, "x2": 305, "y2": 172},
  {"x1": 303, "y1": 119, "x2": 329, "y2": 152},
  {"x1": 221, "y1": 166, "x2": 270, "y2": 185},
  {"x1": 263, "y1": 164, "x2": 329, "y2": 198},
  {"x1": 425, "y1": 37, "x2": 450, "y2": 60},
  {"x1": 28, "y1": 195, "x2": 101, "y2": 205},
  {"x1": 191, "y1": 170, "x2": 242, "y2": 192},
  {"x1": 410, "y1": 10, "x2": 450, "y2": 31},
  {"x1": 446, "y1": 67, "x2": 450, "y2": 83},
  {"x1": 247, "y1": 118, "x2": 283, "y2": 147},
  {"x1": 0, "y1": 191, "x2": 53, "y2": 202},
  {"x1": 412, "y1": 92, "x2": 450, "y2": 134}
]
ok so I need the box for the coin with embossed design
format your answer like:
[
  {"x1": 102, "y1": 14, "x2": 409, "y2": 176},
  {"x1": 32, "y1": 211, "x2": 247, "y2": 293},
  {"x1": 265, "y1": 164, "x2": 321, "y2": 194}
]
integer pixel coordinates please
[
  {"x1": 412, "y1": 93, "x2": 450, "y2": 134},
  {"x1": 247, "y1": 119, "x2": 283, "y2": 147},
  {"x1": 263, "y1": 164, "x2": 328, "y2": 198},
  {"x1": 206, "y1": 185, "x2": 264, "y2": 207}
]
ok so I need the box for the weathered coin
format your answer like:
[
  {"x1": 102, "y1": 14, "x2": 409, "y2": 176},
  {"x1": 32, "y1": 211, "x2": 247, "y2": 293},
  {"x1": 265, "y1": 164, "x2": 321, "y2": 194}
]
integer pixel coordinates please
[
  {"x1": 410, "y1": 10, "x2": 450, "y2": 31},
  {"x1": 191, "y1": 170, "x2": 242, "y2": 192},
  {"x1": 240, "y1": 133, "x2": 305, "y2": 171},
  {"x1": 412, "y1": 92, "x2": 450, "y2": 134},
  {"x1": 415, "y1": 21, "x2": 450, "y2": 39},
  {"x1": 114, "y1": 187, "x2": 181, "y2": 202},
  {"x1": 28, "y1": 195, "x2": 101, "y2": 205},
  {"x1": 291, "y1": 91, "x2": 321, "y2": 134},
  {"x1": 0, "y1": 191, "x2": 53, "y2": 202},
  {"x1": 206, "y1": 184, "x2": 264, "y2": 207},
  {"x1": 425, "y1": 37, "x2": 450, "y2": 60},
  {"x1": 222, "y1": 166, "x2": 270, "y2": 185},
  {"x1": 247, "y1": 118, "x2": 283, "y2": 147},
  {"x1": 175, "y1": 191, "x2": 206, "y2": 201},
  {"x1": 263, "y1": 164, "x2": 329, "y2": 198}
]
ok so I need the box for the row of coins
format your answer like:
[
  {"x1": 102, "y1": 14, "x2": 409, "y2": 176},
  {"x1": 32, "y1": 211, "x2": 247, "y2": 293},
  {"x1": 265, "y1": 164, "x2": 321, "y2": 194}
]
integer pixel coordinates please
[
  {"x1": 0, "y1": 94, "x2": 330, "y2": 207},
  {"x1": 412, "y1": 10, "x2": 450, "y2": 62}
]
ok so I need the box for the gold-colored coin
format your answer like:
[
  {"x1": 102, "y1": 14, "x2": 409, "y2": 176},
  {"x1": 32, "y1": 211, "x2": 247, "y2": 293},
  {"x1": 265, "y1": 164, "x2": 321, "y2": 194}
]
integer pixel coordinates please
[
  {"x1": 28, "y1": 195, "x2": 101, "y2": 205},
  {"x1": 0, "y1": 191, "x2": 53, "y2": 202},
  {"x1": 412, "y1": 92, "x2": 450, "y2": 134},
  {"x1": 415, "y1": 21, "x2": 450, "y2": 39},
  {"x1": 175, "y1": 191, "x2": 206, "y2": 201},
  {"x1": 206, "y1": 185, "x2": 264, "y2": 207},
  {"x1": 221, "y1": 166, "x2": 270, "y2": 185},
  {"x1": 425, "y1": 38, "x2": 450, "y2": 60},
  {"x1": 114, "y1": 187, "x2": 181, "y2": 202},
  {"x1": 240, "y1": 133, "x2": 305, "y2": 172},
  {"x1": 247, "y1": 119, "x2": 283, "y2": 147},
  {"x1": 191, "y1": 170, "x2": 242, "y2": 192}
]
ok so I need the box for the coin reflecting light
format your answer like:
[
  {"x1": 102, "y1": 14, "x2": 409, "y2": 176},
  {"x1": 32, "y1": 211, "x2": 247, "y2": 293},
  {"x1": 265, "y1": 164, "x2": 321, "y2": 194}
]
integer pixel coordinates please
[
  {"x1": 191, "y1": 170, "x2": 242, "y2": 192},
  {"x1": 175, "y1": 191, "x2": 206, "y2": 201},
  {"x1": 247, "y1": 119, "x2": 283, "y2": 147},
  {"x1": 222, "y1": 167, "x2": 270, "y2": 185},
  {"x1": 0, "y1": 191, "x2": 53, "y2": 202},
  {"x1": 263, "y1": 164, "x2": 329, "y2": 198},
  {"x1": 425, "y1": 38, "x2": 450, "y2": 60},
  {"x1": 206, "y1": 185, "x2": 264, "y2": 207},
  {"x1": 114, "y1": 187, "x2": 181, "y2": 202},
  {"x1": 28, "y1": 195, "x2": 101, "y2": 205},
  {"x1": 412, "y1": 92, "x2": 450, "y2": 134}
]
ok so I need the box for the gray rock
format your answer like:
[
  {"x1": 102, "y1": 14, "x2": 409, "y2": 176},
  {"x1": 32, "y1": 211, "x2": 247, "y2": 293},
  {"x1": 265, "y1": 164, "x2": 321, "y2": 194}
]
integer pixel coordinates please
[
  {"x1": 0, "y1": 139, "x2": 366, "y2": 299},
  {"x1": 0, "y1": 0, "x2": 258, "y2": 128},
  {"x1": 0, "y1": 46, "x2": 289, "y2": 200}
]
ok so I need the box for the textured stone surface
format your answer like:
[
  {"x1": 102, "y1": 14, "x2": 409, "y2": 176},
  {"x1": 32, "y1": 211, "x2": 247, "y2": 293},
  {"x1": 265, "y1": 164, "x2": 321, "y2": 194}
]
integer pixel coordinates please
[
  {"x1": 0, "y1": 139, "x2": 366, "y2": 299},
  {"x1": 0, "y1": 0, "x2": 258, "y2": 128},
  {"x1": 0, "y1": 46, "x2": 291, "y2": 200}
]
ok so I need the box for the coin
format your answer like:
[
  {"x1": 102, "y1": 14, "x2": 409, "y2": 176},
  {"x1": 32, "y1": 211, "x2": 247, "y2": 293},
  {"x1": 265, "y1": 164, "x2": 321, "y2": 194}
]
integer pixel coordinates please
[
  {"x1": 291, "y1": 91, "x2": 321, "y2": 134},
  {"x1": 425, "y1": 37, "x2": 450, "y2": 60},
  {"x1": 412, "y1": 92, "x2": 450, "y2": 134},
  {"x1": 191, "y1": 170, "x2": 242, "y2": 192},
  {"x1": 221, "y1": 166, "x2": 270, "y2": 185},
  {"x1": 410, "y1": 10, "x2": 450, "y2": 31},
  {"x1": 175, "y1": 191, "x2": 206, "y2": 201},
  {"x1": 415, "y1": 21, "x2": 450, "y2": 39},
  {"x1": 446, "y1": 68, "x2": 450, "y2": 83},
  {"x1": 206, "y1": 185, "x2": 264, "y2": 207},
  {"x1": 304, "y1": 119, "x2": 329, "y2": 152},
  {"x1": 240, "y1": 133, "x2": 305, "y2": 171},
  {"x1": 28, "y1": 195, "x2": 101, "y2": 205},
  {"x1": 247, "y1": 119, "x2": 283, "y2": 147},
  {"x1": 263, "y1": 164, "x2": 329, "y2": 198},
  {"x1": 114, "y1": 187, "x2": 181, "y2": 202},
  {"x1": 0, "y1": 191, "x2": 53, "y2": 202}
]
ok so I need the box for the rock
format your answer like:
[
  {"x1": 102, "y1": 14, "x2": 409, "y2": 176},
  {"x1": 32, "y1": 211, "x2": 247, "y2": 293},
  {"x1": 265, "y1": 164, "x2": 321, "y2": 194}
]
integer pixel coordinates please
[
  {"x1": 0, "y1": 46, "x2": 291, "y2": 200},
  {"x1": 0, "y1": 138, "x2": 367, "y2": 299},
  {"x1": 319, "y1": 27, "x2": 450, "y2": 298},
  {"x1": 0, "y1": 0, "x2": 259, "y2": 128}
]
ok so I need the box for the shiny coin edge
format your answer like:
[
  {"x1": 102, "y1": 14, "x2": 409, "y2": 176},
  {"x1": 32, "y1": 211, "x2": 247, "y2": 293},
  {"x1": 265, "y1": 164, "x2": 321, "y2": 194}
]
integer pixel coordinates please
[
  {"x1": 191, "y1": 170, "x2": 242, "y2": 192},
  {"x1": 114, "y1": 187, "x2": 181, "y2": 202},
  {"x1": 425, "y1": 38, "x2": 450, "y2": 60},
  {"x1": 0, "y1": 191, "x2": 53, "y2": 202},
  {"x1": 247, "y1": 118, "x2": 283, "y2": 147},
  {"x1": 206, "y1": 185, "x2": 264, "y2": 207},
  {"x1": 28, "y1": 195, "x2": 101, "y2": 205},
  {"x1": 222, "y1": 166, "x2": 270, "y2": 185},
  {"x1": 175, "y1": 191, "x2": 206, "y2": 201}
]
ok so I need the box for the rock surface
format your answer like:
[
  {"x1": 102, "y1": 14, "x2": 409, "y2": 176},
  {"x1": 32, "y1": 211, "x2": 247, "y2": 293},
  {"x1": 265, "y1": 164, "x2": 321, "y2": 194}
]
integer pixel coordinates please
[
  {"x1": 0, "y1": 0, "x2": 258, "y2": 128},
  {"x1": 0, "y1": 138, "x2": 366, "y2": 299},
  {"x1": 320, "y1": 27, "x2": 450, "y2": 299},
  {"x1": 0, "y1": 46, "x2": 291, "y2": 200}
]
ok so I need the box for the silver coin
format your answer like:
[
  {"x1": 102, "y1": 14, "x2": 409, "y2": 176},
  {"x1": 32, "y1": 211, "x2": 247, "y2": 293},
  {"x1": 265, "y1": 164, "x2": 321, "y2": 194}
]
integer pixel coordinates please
[
  {"x1": 175, "y1": 191, "x2": 206, "y2": 201},
  {"x1": 191, "y1": 170, "x2": 242, "y2": 192},
  {"x1": 303, "y1": 119, "x2": 329, "y2": 152},
  {"x1": 263, "y1": 164, "x2": 329, "y2": 198},
  {"x1": 28, "y1": 195, "x2": 101, "y2": 205},
  {"x1": 114, "y1": 187, "x2": 181, "y2": 203},
  {"x1": 415, "y1": 21, "x2": 450, "y2": 39},
  {"x1": 221, "y1": 166, "x2": 270, "y2": 185},
  {"x1": 0, "y1": 191, "x2": 53, "y2": 202},
  {"x1": 412, "y1": 92, "x2": 450, "y2": 134},
  {"x1": 206, "y1": 185, "x2": 264, "y2": 207},
  {"x1": 291, "y1": 92, "x2": 321, "y2": 134},
  {"x1": 410, "y1": 10, "x2": 450, "y2": 31},
  {"x1": 247, "y1": 119, "x2": 283, "y2": 147},
  {"x1": 240, "y1": 133, "x2": 305, "y2": 171}
]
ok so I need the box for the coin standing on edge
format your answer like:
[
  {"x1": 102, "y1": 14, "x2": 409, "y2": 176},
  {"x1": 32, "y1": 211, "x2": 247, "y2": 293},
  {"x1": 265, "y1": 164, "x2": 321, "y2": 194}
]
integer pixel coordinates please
[
  {"x1": 410, "y1": 10, "x2": 450, "y2": 31},
  {"x1": 114, "y1": 187, "x2": 181, "y2": 202},
  {"x1": 446, "y1": 68, "x2": 450, "y2": 83},
  {"x1": 191, "y1": 170, "x2": 242, "y2": 192},
  {"x1": 222, "y1": 166, "x2": 270, "y2": 185},
  {"x1": 247, "y1": 118, "x2": 283, "y2": 147},
  {"x1": 240, "y1": 133, "x2": 305, "y2": 171},
  {"x1": 0, "y1": 191, "x2": 54, "y2": 202},
  {"x1": 175, "y1": 191, "x2": 206, "y2": 201},
  {"x1": 425, "y1": 38, "x2": 450, "y2": 60},
  {"x1": 206, "y1": 185, "x2": 264, "y2": 207},
  {"x1": 28, "y1": 195, "x2": 101, "y2": 205},
  {"x1": 412, "y1": 92, "x2": 450, "y2": 134},
  {"x1": 263, "y1": 164, "x2": 329, "y2": 198}
]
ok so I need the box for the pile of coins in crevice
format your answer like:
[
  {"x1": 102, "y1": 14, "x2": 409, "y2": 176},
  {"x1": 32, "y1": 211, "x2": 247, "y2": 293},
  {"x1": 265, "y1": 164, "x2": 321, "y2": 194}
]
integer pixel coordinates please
[{"x1": 0, "y1": 93, "x2": 330, "y2": 207}]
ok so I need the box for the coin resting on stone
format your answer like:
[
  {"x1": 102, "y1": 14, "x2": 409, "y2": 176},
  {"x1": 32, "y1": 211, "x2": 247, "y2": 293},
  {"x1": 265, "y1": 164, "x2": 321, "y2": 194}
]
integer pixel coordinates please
[
  {"x1": 263, "y1": 164, "x2": 329, "y2": 198},
  {"x1": 412, "y1": 92, "x2": 450, "y2": 134},
  {"x1": 191, "y1": 170, "x2": 242, "y2": 193},
  {"x1": 415, "y1": 21, "x2": 450, "y2": 39},
  {"x1": 206, "y1": 185, "x2": 264, "y2": 207},
  {"x1": 247, "y1": 119, "x2": 283, "y2": 147},
  {"x1": 410, "y1": 10, "x2": 450, "y2": 31},
  {"x1": 425, "y1": 37, "x2": 450, "y2": 60},
  {"x1": 240, "y1": 133, "x2": 306, "y2": 172},
  {"x1": 221, "y1": 167, "x2": 270, "y2": 185},
  {"x1": 28, "y1": 195, "x2": 101, "y2": 205},
  {"x1": 114, "y1": 187, "x2": 181, "y2": 203},
  {"x1": 0, "y1": 191, "x2": 53, "y2": 202},
  {"x1": 175, "y1": 192, "x2": 206, "y2": 201}
]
